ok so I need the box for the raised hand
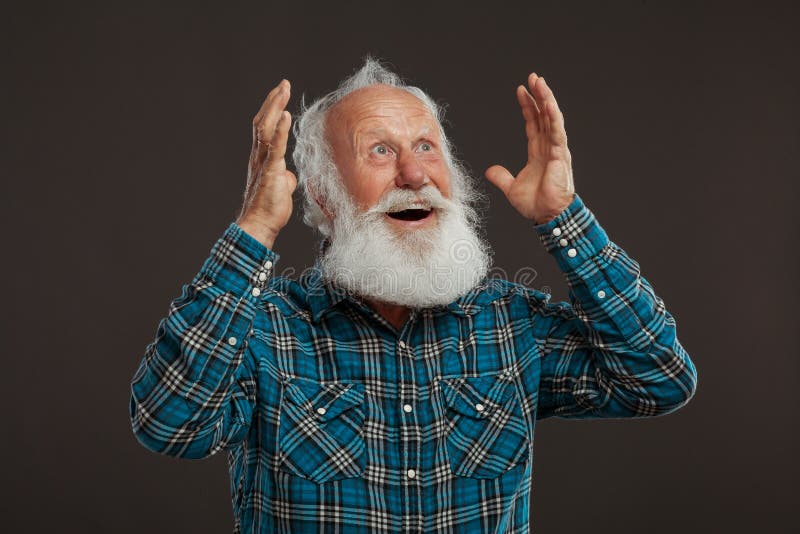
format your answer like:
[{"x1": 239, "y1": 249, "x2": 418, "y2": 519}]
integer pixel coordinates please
[
  {"x1": 236, "y1": 79, "x2": 297, "y2": 248},
  {"x1": 485, "y1": 73, "x2": 575, "y2": 224}
]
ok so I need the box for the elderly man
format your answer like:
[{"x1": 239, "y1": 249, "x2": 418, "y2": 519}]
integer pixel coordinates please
[{"x1": 129, "y1": 59, "x2": 697, "y2": 533}]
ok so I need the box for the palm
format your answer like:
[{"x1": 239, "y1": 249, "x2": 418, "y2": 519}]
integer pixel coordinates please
[{"x1": 486, "y1": 74, "x2": 575, "y2": 224}]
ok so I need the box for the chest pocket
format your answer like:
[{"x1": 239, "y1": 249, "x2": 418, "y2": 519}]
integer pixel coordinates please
[
  {"x1": 277, "y1": 377, "x2": 366, "y2": 484},
  {"x1": 438, "y1": 371, "x2": 530, "y2": 479}
]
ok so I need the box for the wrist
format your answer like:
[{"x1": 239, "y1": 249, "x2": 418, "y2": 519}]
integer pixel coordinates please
[
  {"x1": 533, "y1": 194, "x2": 575, "y2": 225},
  {"x1": 236, "y1": 216, "x2": 280, "y2": 249}
]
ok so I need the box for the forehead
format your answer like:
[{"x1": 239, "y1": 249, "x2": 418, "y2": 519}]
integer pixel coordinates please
[{"x1": 327, "y1": 84, "x2": 439, "y2": 135}]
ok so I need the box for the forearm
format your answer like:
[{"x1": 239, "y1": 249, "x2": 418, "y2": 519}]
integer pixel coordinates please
[
  {"x1": 129, "y1": 223, "x2": 277, "y2": 457},
  {"x1": 535, "y1": 194, "x2": 698, "y2": 418}
]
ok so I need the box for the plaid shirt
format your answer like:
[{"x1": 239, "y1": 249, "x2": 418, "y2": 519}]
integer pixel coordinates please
[{"x1": 129, "y1": 193, "x2": 697, "y2": 533}]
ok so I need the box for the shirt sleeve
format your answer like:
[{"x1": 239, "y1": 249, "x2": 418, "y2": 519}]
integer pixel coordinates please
[
  {"x1": 532, "y1": 194, "x2": 698, "y2": 420},
  {"x1": 129, "y1": 222, "x2": 277, "y2": 458}
]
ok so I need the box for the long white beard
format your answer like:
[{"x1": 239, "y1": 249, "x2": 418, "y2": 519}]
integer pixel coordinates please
[{"x1": 319, "y1": 185, "x2": 492, "y2": 308}]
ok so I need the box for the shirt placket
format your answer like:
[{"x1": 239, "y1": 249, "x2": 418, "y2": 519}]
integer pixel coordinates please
[{"x1": 397, "y1": 314, "x2": 423, "y2": 534}]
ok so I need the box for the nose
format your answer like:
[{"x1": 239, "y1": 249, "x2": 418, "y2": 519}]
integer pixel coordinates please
[{"x1": 395, "y1": 149, "x2": 428, "y2": 189}]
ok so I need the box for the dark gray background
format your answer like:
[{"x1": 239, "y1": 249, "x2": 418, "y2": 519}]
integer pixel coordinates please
[{"x1": 3, "y1": 1, "x2": 797, "y2": 532}]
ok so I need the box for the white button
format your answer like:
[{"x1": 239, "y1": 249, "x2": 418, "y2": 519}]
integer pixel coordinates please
[
  {"x1": 227, "y1": 336, "x2": 237, "y2": 346},
  {"x1": 475, "y1": 403, "x2": 485, "y2": 412},
  {"x1": 258, "y1": 271, "x2": 267, "y2": 281},
  {"x1": 251, "y1": 287, "x2": 261, "y2": 297},
  {"x1": 407, "y1": 469, "x2": 416, "y2": 478},
  {"x1": 398, "y1": 340, "x2": 407, "y2": 349},
  {"x1": 597, "y1": 290, "x2": 606, "y2": 299},
  {"x1": 264, "y1": 260, "x2": 273, "y2": 269},
  {"x1": 567, "y1": 248, "x2": 577, "y2": 258},
  {"x1": 559, "y1": 238, "x2": 568, "y2": 247},
  {"x1": 403, "y1": 404, "x2": 413, "y2": 413},
  {"x1": 552, "y1": 227, "x2": 562, "y2": 237},
  {"x1": 316, "y1": 407, "x2": 326, "y2": 415}
]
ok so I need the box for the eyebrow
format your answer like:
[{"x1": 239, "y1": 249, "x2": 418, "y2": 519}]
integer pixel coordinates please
[{"x1": 358, "y1": 126, "x2": 433, "y2": 140}]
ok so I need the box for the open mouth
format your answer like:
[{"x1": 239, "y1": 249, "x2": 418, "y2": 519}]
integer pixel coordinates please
[{"x1": 386, "y1": 208, "x2": 433, "y2": 221}]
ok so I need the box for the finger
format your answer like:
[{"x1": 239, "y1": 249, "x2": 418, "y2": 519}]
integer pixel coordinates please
[
  {"x1": 251, "y1": 81, "x2": 286, "y2": 152},
  {"x1": 253, "y1": 79, "x2": 289, "y2": 125},
  {"x1": 535, "y1": 77, "x2": 567, "y2": 147},
  {"x1": 256, "y1": 82, "x2": 290, "y2": 149},
  {"x1": 546, "y1": 99, "x2": 568, "y2": 147},
  {"x1": 529, "y1": 73, "x2": 554, "y2": 106},
  {"x1": 525, "y1": 73, "x2": 543, "y2": 118},
  {"x1": 264, "y1": 111, "x2": 292, "y2": 169},
  {"x1": 253, "y1": 81, "x2": 291, "y2": 161},
  {"x1": 532, "y1": 77, "x2": 561, "y2": 123},
  {"x1": 484, "y1": 165, "x2": 516, "y2": 196},
  {"x1": 250, "y1": 82, "x2": 286, "y2": 159},
  {"x1": 516, "y1": 85, "x2": 541, "y2": 134}
]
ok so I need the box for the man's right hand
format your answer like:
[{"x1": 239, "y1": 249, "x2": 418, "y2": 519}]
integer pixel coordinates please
[{"x1": 236, "y1": 79, "x2": 296, "y2": 249}]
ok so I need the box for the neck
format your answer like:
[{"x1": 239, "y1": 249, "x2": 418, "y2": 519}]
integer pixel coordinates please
[{"x1": 365, "y1": 298, "x2": 411, "y2": 330}]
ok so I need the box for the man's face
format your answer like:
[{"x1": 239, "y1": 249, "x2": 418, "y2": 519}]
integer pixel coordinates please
[
  {"x1": 317, "y1": 84, "x2": 491, "y2": 307},
  {"x1": 325, "y1": 85, "x2": 452, "y2": 231}
]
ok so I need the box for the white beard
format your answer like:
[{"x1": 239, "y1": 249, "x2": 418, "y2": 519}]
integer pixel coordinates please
[{"x1": 319, "y1": 185, "x2": 492, "y2": 308}]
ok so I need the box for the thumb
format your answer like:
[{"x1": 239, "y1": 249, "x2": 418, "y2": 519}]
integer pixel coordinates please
[
  {"x1": 286, "y1": 171, "x2": 298, "y2": 193},
  {"x1": 484, "y1": 165, "x2": 515, "y2": 196}
]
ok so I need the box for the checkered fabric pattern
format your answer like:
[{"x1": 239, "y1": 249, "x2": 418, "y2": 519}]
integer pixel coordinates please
[{"x1": 129, "y1": 193, "x2": 698, "y2": 533}]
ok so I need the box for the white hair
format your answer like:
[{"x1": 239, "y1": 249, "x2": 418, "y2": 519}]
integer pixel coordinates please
[{"x1": 292, "y1": 57, "x2": 484, "y2": 237}]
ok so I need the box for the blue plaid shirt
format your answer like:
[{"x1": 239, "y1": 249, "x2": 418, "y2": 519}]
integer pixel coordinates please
[{"x1": 129, "y1": 193, "x2": 697, "y2": 533}]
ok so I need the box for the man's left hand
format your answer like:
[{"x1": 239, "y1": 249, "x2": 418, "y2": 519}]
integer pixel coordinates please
[{"x1": 485, "y1": 73, "x2": 575, "y2": 224}]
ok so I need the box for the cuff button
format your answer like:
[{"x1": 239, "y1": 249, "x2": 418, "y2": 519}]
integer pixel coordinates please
[{"x1": 567, "y1": 248, "x2": 577, "y2": 258}]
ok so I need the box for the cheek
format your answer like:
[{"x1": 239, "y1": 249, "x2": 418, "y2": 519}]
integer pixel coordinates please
[
  {"x1": 349, "y1": 165, "x2": 393, "y2": 207},
  {"x1": 426, "y1": 161, "x2": 452, "y2": 196}
]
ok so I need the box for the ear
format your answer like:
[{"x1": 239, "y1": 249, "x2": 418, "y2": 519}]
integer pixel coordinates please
[{"x1": 307, "y1": 182, "x2": 335, "y2": 221}]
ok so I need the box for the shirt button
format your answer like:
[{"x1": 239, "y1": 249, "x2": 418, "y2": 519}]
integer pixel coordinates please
[
  {"x1": 407, "y1": 469, "x2": 416, "y2": 479},
  {"x1": 559, "y1": 238, "x2": 568, "y2": 247},
  {"x1": 251, "y1": 287, "x2": 261, "y2": 297},
  {"x1": 227, "y1": 336, "x2": 237, "y2": 346},
  {"x1": 475, "y1": 403, "x2": 485, "y2": 412},
  {"x1": 403, "y1": 404, "x2": 413, "y2": 413},
  {"x1": 264, "y1": 260, "x2": 273, "y2": 269},
  {"x1": 552, "y1": 227, "x2": 562, "y2": 237},
  {"x1": 316, "y1": 407, "x2": 326, "y2": 415},
  {"x1": 398, "y1": 340, "x2": 407, "y2": 349},
  {"x1": 597, "y1": 290, "x2": 606, "y2": 299},
  {"x1": 567, "y1": 248, "x2": 577, "y2": 258},
  {"x1": 258, "y1": 271, "x2": 268, "y2": 282}
]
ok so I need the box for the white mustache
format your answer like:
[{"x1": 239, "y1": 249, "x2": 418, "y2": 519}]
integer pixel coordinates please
[{"x1": 366, "y1": 185, "x2": 450, "y2": 215}]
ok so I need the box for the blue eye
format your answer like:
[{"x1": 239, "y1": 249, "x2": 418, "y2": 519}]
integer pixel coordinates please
[
  {"x1": 372, "y1": 145, "x2": 389, "y2": 155},
  {"x1": 417, "y1": 142, "x2": 433, "y2": 152}
]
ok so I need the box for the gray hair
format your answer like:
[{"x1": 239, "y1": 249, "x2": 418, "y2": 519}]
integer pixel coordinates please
[{"x1": 292, "y1": 57, "x2": 482, "y2": 237}]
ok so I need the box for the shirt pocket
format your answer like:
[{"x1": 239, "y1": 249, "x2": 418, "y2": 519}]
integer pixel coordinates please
[
  {"x1": 277, "y1": 376, "x2": 366, "y2": 484},
  {"x1": 438, "y1": 371, "x2": 530, "y2": 479}
]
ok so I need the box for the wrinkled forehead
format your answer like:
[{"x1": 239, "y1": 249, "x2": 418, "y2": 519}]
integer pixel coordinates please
[{"x1": 325, "y1": 84, "x2": 441, "y2": 137}]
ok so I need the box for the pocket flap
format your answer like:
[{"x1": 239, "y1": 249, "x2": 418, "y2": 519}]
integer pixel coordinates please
[
  {"x1": 439, "y1": 372, "x2": 514, "y2": 419},
  {"x1": 283, "y1": 377, "x2": 365, "y2": 422}
]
